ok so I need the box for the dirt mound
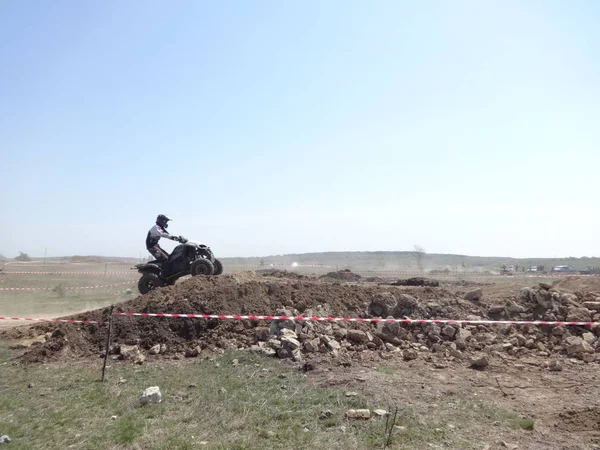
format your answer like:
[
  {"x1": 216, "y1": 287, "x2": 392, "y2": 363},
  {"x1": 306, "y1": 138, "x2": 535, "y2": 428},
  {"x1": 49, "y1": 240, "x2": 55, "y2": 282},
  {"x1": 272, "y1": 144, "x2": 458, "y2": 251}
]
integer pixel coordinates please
[
  {"x1": 5, "y1": 276, "x2": 600, "y2": 366},
  {"x1": 320, "y1": 270, "x2": 362, "y2": 282},
  {"x1": 256, "y1": 269, "x2": 308, "y2": 280},
  {"x1": 556, "y1": 407, "x2": 600, "y2": 442},
  {"x1": 552, "y1": 276, "x2": 600, "y2": 293},
  {"x1": 391, "y1": 277, "x2": 440, "y2": 287}
]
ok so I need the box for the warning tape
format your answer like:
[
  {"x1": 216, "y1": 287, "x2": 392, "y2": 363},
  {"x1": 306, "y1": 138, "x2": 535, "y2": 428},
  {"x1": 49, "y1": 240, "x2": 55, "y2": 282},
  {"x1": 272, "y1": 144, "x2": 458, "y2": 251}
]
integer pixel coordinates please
[
  {"x1": 113, "y1": 312, "x2": 600, "y2": 327},
  {"x1": 2, "y1": 271, "x2": 135, "y2": 275},
  {"x1": 0, "y1": 281, "x2": 135, "y2": 291},
  {"x1": 0, "y1": 316, "x2": 105, "y2": 325}
]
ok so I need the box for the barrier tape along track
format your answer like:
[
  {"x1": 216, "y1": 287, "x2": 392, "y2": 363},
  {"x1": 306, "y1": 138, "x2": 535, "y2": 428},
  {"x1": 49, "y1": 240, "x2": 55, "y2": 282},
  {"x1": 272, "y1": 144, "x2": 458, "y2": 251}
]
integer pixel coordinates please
[
  {"x1": 0, "y1": 316, "x2": 105, "y2": 325},
  {"x1": 112, "y1": 312, "x2": 600, "y2": 327},
  {"x1": 0, "y1": 281, "x2": 135, "y2": 291},
  {"x1": 2, "y1": 312, "x2": 599, "y2": 327}
]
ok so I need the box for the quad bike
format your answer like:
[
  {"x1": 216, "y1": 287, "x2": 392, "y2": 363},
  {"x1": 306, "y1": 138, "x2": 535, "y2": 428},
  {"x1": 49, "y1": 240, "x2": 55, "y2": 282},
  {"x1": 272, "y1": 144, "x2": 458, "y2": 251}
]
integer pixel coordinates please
[{"x1": 135, "y1": 237, "x2": 223, "y2": 294}]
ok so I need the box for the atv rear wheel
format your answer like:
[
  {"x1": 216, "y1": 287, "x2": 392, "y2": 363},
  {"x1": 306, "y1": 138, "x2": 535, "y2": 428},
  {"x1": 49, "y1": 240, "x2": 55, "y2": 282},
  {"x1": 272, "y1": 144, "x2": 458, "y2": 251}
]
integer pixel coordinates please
[
  {"x1": 191, "y1": 259, "x2": 215, "y2": 276},
  {"x1": 213, "y1": 259, "x2": 223, "y2": 275},
  {"x1": 138, "y1": 273, "x2": 165, "y2": 294}
]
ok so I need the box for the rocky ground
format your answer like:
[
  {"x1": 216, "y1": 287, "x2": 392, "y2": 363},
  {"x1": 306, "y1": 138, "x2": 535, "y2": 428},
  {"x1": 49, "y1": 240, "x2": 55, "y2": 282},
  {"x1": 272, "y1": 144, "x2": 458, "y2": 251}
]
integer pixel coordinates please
[{"x1": 3, "y1": 271, "x2": 600, "y2": 369}]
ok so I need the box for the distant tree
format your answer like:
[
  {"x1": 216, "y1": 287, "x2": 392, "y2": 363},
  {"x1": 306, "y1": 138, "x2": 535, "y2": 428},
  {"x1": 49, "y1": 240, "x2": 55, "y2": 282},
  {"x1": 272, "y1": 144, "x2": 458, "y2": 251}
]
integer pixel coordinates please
[
  {"x1": 413, "y1": 245, "x2": 426, "y2": 272},
  {"x1": 15, "y1": 251, "x2": 31, "y2": 262}
]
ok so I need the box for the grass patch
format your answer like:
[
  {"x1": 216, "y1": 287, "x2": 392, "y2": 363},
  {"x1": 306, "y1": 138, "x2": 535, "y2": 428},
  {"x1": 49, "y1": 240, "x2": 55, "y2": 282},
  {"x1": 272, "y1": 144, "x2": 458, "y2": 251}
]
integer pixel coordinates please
[
  {"x1": 0, "y1": 342, "x2": 538, "y2": 449},
  {"x1": 509, "y1": 416, "x2": 535, "y2": 430}
]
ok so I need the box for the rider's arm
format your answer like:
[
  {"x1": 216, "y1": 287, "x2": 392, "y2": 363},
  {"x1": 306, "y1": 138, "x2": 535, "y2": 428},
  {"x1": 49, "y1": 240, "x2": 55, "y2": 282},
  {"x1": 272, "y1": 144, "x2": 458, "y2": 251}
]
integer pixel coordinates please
[{"x1": 151, "y1": 225, "x2": 179, "y2": 240}]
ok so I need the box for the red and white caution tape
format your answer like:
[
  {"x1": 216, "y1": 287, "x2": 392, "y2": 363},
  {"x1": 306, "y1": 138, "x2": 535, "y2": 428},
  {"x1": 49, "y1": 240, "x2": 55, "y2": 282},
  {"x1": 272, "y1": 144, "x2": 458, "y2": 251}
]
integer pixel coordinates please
[
  {"x1": 3, "y1": 271, "x2": 135, "y2": 275},
  {"x1": 0, "y1": 281, "x2": 135, "y2": 291},
  {"x1": 0, "y1": 316, "x2": 105, "y2": 325},
  {"x1": 113, "y1": 312, "x2": 600, "y2": 327}
]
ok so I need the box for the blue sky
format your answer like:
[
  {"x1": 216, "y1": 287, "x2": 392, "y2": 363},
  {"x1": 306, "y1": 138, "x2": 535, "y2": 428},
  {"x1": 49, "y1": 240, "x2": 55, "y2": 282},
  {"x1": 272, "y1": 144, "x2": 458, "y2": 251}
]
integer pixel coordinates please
[{"x1": 1, "y1": 0, "x2": 598, "y2": 259}]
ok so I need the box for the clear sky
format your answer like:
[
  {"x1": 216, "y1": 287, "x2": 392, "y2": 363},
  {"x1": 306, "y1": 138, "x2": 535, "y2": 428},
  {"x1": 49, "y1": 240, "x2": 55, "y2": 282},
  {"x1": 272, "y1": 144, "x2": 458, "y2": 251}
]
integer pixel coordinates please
[{"x1": 1, "y1": 1, "x2": 598, "y2": 259}]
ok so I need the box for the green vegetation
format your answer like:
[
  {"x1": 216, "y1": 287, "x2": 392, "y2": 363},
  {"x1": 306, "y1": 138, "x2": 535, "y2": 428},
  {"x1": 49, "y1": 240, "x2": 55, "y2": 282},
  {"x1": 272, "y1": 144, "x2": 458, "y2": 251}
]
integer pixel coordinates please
[{"x1": 0, "y1": 344, "x2": 538, "y2": 450}]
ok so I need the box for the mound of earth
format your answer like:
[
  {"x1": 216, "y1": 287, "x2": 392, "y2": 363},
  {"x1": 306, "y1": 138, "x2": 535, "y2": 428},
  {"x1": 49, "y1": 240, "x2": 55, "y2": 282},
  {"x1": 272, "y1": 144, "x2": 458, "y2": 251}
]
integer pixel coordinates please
[
  {"x1": 391, "y1": 277, "x2": 440, "y2": 287},
  {"x1": 3, "y1": 275, "x2": 600, "y2": 367},
  {"x1": 256, "y1": 269, "x2": 308, "y2": 280},
  {"x1": 320, "y1": 270, "x2": 362, "y2": 282}
]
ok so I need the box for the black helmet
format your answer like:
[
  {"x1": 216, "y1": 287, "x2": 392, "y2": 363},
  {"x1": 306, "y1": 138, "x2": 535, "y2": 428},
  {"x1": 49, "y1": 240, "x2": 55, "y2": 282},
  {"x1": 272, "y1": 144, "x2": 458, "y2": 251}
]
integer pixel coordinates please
[{"x1": 156, "y1": 214, "x2": 171, "y2": 228}]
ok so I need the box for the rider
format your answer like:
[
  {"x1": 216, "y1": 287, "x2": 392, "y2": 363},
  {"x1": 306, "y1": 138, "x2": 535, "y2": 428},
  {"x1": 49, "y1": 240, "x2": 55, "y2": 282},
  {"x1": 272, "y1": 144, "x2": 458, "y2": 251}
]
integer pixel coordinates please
[{"x1": 146, "y1": 214, "x2": 182, "y2": 262}]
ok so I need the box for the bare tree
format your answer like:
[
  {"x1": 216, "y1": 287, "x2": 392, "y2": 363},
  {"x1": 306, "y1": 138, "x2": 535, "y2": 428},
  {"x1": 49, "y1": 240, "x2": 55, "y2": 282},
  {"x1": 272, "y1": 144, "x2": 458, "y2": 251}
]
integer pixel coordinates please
[{"x1": 413, "y1": 245, "x2": 426, "y2": 272}]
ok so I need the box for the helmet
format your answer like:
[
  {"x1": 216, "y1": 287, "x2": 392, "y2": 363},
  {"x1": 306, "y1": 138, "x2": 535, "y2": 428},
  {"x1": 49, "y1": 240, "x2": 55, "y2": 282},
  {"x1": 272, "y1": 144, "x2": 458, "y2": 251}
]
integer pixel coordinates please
[{"x1": 156, "y1": 214, "x2": 171, "y2": 229}]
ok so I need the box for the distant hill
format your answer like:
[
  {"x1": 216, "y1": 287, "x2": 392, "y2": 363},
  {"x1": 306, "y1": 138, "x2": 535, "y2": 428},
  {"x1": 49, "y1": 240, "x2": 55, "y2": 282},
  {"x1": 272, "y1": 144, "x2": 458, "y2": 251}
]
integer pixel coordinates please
[{"x1": 220, "y1": 251, "x2": 600, "y2": 272}]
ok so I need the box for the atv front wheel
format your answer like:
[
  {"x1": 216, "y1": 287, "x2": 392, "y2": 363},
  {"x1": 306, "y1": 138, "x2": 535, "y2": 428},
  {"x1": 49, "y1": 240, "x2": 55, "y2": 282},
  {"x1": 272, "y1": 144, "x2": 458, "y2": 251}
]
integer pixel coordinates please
[
  {"x1": 138, "y1": 273, "x2": 165, "y2": 294},
  {"x1": 213, "y1": 259, "x2": 223, "y2": 276},
  {"x1": 191, "y1": 259, "x2": 215, "y2": 276}
]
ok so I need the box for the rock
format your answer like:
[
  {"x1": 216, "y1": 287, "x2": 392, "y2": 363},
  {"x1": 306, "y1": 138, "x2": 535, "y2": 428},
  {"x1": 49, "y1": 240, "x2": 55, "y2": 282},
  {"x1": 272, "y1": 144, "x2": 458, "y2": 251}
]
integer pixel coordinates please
[
  {"x1": 267, "y1": 338, "x2": 282, "y2": 350},
  {"x1": 393, "y1": 294, "x2": 419, "y2": 316},
  {"x1": 280, "y1": 328, "x2": 298, "y2": 340},
  {"x1": 464, "y1": 289, "x2": 483, "y2": 302},
  {"x1": 254, "y1": 327, "x2": 270, "y2": 341},
  {"x1": 548, "y1": 360, "x2": 563, "y2": 371},
  {"x1": 369, "y1": 292, "x2": 398, "y2": 317},
  {"x1": 481, "y1": 333, "x2": 497, "y2": 345},
  {"x1": 149, "y1": 344, "x2": 161, "y2": 355},
  {"x1": 442, "y1": 325, "x2": 456, "y2": 338},
  {"x1": 514, "y1": 334, "x2": 527, "y2": 347},
  {"x1": 582, "y1": 332, "x2": 596, "y2": 345},
  {"x1": 319, "y1": 410, "x2": 333, "y2": 419},
  {"x1": 403, "y1": 349, "x2": 418, "y2": 361},
  {"x1": 219, "y1": 387, "x2": 227, "y2": 394},
  {"x1": 119, "y1": 344, "x2": 140, "y2": 360},
  {"x1": 449, "y1": 349, "x2": 463, "y2": 359},
  {"x1": 281, "y1": 335, "x2": 301, "y2": 350},
  {"x1": 139, "y1": 386, "x2": 162, "y2": 405},
  {"x1": 232, "y1": 359, "x2": 239, "y2": 366},
  {"x1": 470, "y1": 354, "x2": 489, "y2": 369},
  {"x1": 347, "y1": 330, "x2": 369, "y2": 344},
  {"x1": 552, "y1": 326, "x2": 567, "y2": 336},
  {"x1": 322, "y1": 336, "x2": 341, "y2": 351},
  {"x1": 160, "y1": 344, "x2": 167, "y2": 354},
  {"x1": 565, "y1": 337, "x2": 587, "y2": 355},
  {"x1": 373, "y1": 409, "x2": 388, "y2": 417},
  {"x1": 133, "y1": 353, "x2": 146, "y2": 365},
  {"x1": 375, "y1": 319, "x2": 408, "y2": 345},
  {"x1": 345, "y1": 409, "x2": 371, "y2": 420},
  {"x1": 456, "y1": 328, "x2": 472, "y2": 340},
  {"x1": 185, "y1": 347, "x2": 200, "y2": 358},
  {"x1": 345, "y1": 391, "x2": 359, "y2": 397},
  {"x1": 385, "y1": 343, "x2": 397, "y2": 352},
  {"x1": 488, "y1": 305, "x2": 505, "y2": 314},
  {"x1": 291, "y1": 348, "x2": 303, "y2": 362},
  {"x1": 566, "y1": 307, "x2": 591, "y2": 323},
  {"x1": 0, "y1": 435, "x2": 10, "y2": 444},
  {"x1": 582, "y1": 301, "x2": 600, "y2": 311},
  {"x1": 277, "y1": 347, "x2": 292, "y2": 359},
  {"x1": 303, "y1": 338, "x2": 321, "y2": 353},
  {"x1": 581, "y1": 353, "x2": 595, "y2": 363}
]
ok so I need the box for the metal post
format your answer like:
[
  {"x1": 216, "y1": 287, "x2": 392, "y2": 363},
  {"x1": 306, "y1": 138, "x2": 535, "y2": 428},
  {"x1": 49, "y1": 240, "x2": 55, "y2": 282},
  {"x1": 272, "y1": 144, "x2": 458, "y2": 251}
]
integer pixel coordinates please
[
  {"x1": 104, "y1": 263, "x2": 108, "y2": 277},
  {"x1": 101, "y1": 305, "x2": 115, "y2": 382},
  {"x1": 43, "y1": 247, "x2": 47, "y2": 266}
]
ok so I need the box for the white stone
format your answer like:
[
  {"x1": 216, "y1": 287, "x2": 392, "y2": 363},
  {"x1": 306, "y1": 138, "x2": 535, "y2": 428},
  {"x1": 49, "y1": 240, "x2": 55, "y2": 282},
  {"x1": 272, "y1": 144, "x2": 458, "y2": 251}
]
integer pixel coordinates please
[
  {"x1": 139, "y1": 386, "x2": 162, "y2": 405},
  {"x1": 345, "y1": 409, "x2": 371, "y2": 419}
]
